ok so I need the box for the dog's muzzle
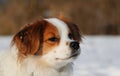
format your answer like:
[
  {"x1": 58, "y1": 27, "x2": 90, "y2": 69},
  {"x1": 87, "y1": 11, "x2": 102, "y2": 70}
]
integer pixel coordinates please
[{"x1": 69, "y1": 41, "x2": 80, "y2": 58}]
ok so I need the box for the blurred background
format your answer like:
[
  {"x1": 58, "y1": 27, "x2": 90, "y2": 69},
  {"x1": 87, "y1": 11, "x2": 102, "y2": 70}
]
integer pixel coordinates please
[
  {"x1": 0, "y1": 0, "x2": 120, "y2": 35},
  {"x1": 0, "y1": 0, "x2": 120, "y2": 76}
]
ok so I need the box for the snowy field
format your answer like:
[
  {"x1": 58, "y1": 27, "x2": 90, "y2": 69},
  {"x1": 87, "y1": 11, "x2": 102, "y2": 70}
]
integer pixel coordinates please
[{"x1": 0, "y1": 36, "x2": 120, "y2": 76}]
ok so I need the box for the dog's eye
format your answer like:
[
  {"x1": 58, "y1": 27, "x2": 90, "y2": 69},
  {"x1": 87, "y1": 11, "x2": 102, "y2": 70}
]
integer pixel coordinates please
[
  {"x1": 48, "y1": 37, "x2": 58, "y2": 42},
  {"x1": 68, "y1": 33, "x2": 73, "y2": 39}
]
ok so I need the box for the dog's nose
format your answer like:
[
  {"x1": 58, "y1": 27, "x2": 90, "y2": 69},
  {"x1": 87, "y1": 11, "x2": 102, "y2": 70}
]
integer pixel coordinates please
[{"x1": 70, "y1": 42, "x2": 80, "y2": 50}]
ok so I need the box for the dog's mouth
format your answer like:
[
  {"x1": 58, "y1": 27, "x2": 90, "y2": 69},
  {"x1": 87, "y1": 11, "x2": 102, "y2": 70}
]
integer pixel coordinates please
[
  {"x1": 69, "y1": 52, "x2": 80, "y2": 58},
  {"x1": 56, "y1": 50, "x2": 80, "y2": 60}
]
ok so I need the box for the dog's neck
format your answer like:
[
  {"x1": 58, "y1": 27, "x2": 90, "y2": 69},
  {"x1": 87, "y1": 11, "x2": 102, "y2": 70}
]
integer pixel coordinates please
[{"x1": 20, "y1": 57, "x2": 73, "y2": 76}]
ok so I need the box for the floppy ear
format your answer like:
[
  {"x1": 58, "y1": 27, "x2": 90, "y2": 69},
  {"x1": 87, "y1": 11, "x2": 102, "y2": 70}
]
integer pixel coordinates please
[
  {"x1": 68, "y1": 22, "x2": 81, "y2": 42},
  {"x1": 58, "y1": 16, "x2": 81, "y2": 42},
  {"x1": 12, "y1": 20, "x2": 47, "y2": 59}
]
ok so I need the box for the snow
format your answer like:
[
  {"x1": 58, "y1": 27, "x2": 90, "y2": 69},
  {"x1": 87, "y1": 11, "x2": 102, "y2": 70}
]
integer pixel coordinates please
[
  {"x1": 0, "y1": 36, "x2": 12, "y2": 51},
  {"x1": 0, "y1": 36, "x2": 120, "y2": 76},
  {"x1": 74, "y1": 36, "x2": 120, "y2": 76}
]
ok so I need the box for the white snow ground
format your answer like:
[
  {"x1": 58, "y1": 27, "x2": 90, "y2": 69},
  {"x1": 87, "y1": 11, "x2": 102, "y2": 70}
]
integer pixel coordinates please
[{"x1": 0, "y1": 36, "x2": 120, "y2": 76}]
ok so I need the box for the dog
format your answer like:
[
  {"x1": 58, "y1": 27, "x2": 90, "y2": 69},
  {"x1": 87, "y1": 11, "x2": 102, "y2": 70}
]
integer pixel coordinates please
[{"x1": 0, "y1": 17, "x2": 81, "y2": 76}]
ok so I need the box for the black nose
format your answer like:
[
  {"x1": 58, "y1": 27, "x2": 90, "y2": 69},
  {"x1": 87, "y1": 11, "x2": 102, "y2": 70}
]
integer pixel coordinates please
[{"x1": 70, "y1": 42, "x2": 80, "y2": 50}]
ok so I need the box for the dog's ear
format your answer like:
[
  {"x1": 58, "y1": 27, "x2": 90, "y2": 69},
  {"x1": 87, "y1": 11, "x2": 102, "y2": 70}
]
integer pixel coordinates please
[
  {"x1": 58, "y1": 17, "x2": 81, "y2": 42},
  {"x1": 12, "y1": 20, "x2": 47, "y2": 59},
  {"x1": 67, "y1": 22, "x2": 82, "y2": 42}
]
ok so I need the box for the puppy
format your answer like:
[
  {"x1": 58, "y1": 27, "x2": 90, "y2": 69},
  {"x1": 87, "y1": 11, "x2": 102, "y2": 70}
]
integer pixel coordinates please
[{"x1": 0, "y1": 17, "x2": 81, "y2": 76}]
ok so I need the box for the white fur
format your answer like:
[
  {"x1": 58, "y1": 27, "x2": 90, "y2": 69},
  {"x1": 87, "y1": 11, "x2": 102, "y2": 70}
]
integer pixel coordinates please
[{"x1": 0, "y1": 18, "x2": 78, "y2": 76}]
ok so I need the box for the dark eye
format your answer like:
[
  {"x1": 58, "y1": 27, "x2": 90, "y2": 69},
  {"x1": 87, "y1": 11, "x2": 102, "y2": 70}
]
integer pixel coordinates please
[
  {"x1": 48, "y1": 37, "x2": 58, "y2": 42},
  {"x1": 68, "y1": 33, "x2": 73, "y2": 39}
]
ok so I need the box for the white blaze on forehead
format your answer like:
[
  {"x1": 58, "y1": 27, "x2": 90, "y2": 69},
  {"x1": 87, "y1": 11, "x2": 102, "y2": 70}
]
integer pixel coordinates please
[
  {"x1": 45, "y1": 18, "x2": 69, "y2": 40},
  {"x1": 43, "y1": 18, "x2": 74, "y2": 68}
]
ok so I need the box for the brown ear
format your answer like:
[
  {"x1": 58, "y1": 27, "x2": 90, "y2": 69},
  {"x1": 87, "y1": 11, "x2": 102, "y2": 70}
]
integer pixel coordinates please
[
  {"x1": 12, "y1": 20, "x2": 47, "y2": 59},
  {"x1": 68, "y1": 22, "x2": 82, "y2": 42},
  {"x1": 58, "y1": 17, "x2": 81, "y2": 42}
]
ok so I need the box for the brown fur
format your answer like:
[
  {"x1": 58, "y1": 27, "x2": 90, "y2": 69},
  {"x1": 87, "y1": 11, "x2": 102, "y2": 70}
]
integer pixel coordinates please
[
  {"x1": 42, "y1": 22, "x2": 60, "y2": 55},
  {"x1": 12, "y1": 20, "x2": 60, "y2": 60}
]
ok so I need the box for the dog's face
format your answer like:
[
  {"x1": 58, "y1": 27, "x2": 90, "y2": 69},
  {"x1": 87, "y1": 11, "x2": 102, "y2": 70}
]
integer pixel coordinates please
[{"x1": 12, "y1": 17, "x2": 81, "y2": 68}]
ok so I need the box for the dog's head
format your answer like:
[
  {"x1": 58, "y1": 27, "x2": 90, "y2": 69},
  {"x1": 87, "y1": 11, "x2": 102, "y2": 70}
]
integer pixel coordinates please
[{"x1": 12, "y1": 17, "x2": 81, "y2": 68}]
